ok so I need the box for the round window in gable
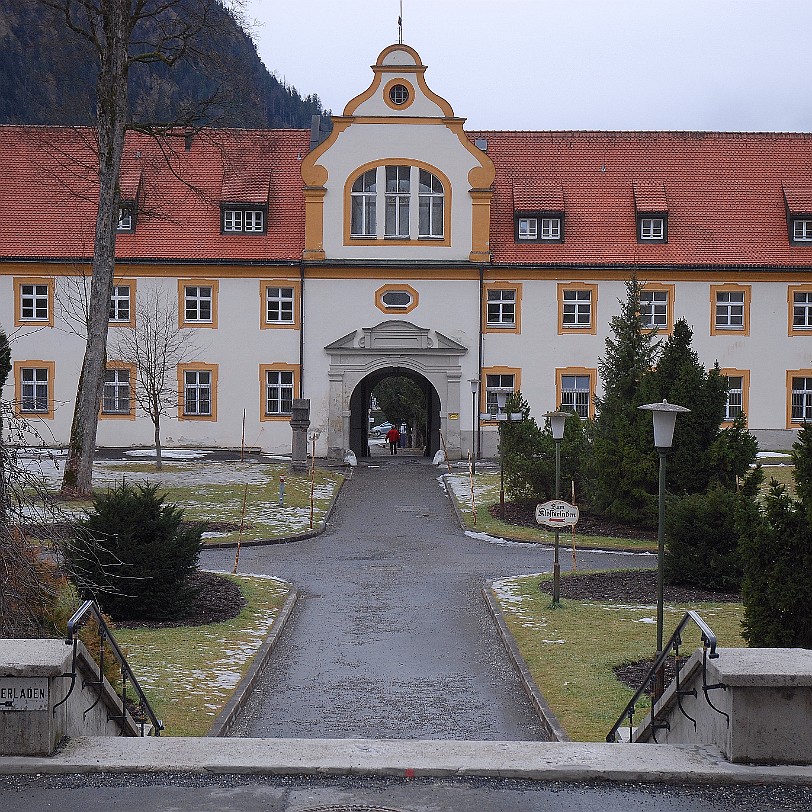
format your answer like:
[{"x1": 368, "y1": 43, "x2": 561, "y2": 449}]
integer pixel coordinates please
[
  {"x1": 382, "y1": 290, "x2": 412, "y2": 309},
  {"x1": 389, "y1": 83, "x2": 410, "y2": 106}
]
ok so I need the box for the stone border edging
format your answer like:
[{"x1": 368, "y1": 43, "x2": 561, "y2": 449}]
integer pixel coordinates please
[
  {"x1": 203, "y1": 472, "x2": 348, "y2": 549},
  {"x1": 206, "y1": 587, "x2": 299, "y2": 737},
  {"x1": 482, "y1": 585, "x2": 570, "y2": 743}
]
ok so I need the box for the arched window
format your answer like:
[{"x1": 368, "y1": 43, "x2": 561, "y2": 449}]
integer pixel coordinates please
[
  {"x1": 351, "y1": 169, "x2": 377, "y2": 237},
  {"x1": 418, "y1": 170, "x2": 444, "y2": 239},
  {"x1": 348, "y1": 165, "x2": 446, "y2": 241}
]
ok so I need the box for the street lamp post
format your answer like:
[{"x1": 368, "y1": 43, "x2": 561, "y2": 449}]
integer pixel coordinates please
[
  {"x1": 638, "y1": 399, "x2": 690, "y2": 698},
  {"x1": 544, "y1": 410, "x2": 570, "y2": 606},
  {"x1": 469, "y1": 379, "x2": 480, "y2": 475}
]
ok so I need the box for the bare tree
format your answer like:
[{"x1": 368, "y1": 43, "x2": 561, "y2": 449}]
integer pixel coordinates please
[
  {"x1": 36, "y1": 0, "x2": 244, "y2": 495},
  {"x1": 113, "y1": 287, "x2": 199, "y2": 470}
]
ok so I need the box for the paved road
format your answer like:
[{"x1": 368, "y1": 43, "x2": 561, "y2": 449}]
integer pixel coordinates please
[
  {"x1": 200, "y1": 457, "x2": 654, "y2": 740},
  {"x1": 3, "y1": 774, "x2": 811, "y2": 812}
]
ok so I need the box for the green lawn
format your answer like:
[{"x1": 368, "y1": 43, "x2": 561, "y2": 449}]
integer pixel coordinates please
[
  {"x1": 115, "y1": 573, "x2": 291, "y2": 736},
  {"x1": 490, "y1": 571, "x2": 745, "y2": 742}
]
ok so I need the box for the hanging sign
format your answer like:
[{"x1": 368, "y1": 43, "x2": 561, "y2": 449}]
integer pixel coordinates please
[{"x1": 535, "y1": 500, "x2": 579, "y2": 528}]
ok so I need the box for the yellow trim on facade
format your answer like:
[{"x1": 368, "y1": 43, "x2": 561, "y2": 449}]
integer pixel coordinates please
[
  {"x1": 382, "y1": 78, "x2": 416, "y2": 111},
  {"x1": 720, "y1": 368, "x2": 750, "y2": 428},
  {"x1": 99, "y1": 361, "x2": 137, "y2": 420},
  {"x1": 108, "y1": 278, "x2": 137, "y2": 328},
  {"x1": 13, "y1": 277, "x2": 54, "y2": 328},
  {"x1": 374, "y1": 283, "x2": 420, "y2": 315},
  {"x1": 13, "y1": 360, "x2": 55, "y2": 419},
  {"x1": 557, "y1": 282, "x2": 598, "y2": 335},
  {"x1": 177, "y1": 362, "x2": 218, "y2": 422},
  {"x1": 260, "y1": 279, "x2": 301, "y2": 330},
  {"x1": 178, "y1": 279, "x2": 219, "y2": 329},
  {"x1": 709, "y1": 283, "x2": 750, "y2": 337},
  {"x1": 555, "y1": 366, "x2": 598, "y2": 419},
  {"x1": 787, "y1": 284, "x2": 812, "y2": 337},
  {"x1": 482, "y1": 282, "x2": 522, "y2": 335},
  {"x1": 639, "y1": 281, "x2": 676, "y2": 336},
  {"x1": 787, "y1": 369, "x2": 812, "y2": 429},
  {"x1": 480, "y1": 365, "x2": 522, "y2": 423},
  {"x1": 259, "y1": 363, "x2": 301, "y2": 422}
]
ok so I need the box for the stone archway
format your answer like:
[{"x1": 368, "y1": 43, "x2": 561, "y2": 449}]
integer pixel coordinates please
[{"x1": 325, "y1": 320, "x2": 467, "y2": 460}]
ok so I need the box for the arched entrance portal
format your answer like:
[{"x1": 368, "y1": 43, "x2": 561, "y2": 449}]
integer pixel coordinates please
[
  {"x1": 324, "y1": 320, "x2": 468, "y2": 461},
  {"x1": 349, "y1": 368, "x2": 441, "y2": 458}
]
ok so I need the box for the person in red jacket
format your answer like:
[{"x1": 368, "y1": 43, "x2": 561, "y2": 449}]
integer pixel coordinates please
[{"x1": 385, "y1": 426, "x2": 400, "y2": 455}]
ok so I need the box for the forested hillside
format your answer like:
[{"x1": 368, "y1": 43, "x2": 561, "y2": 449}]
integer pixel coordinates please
[{"x1": 0, "y1": 0, "x2": 329, "y2": 129}]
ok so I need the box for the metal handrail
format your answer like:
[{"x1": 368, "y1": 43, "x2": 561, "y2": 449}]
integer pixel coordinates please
[
  {"x1": 61, "y1": 599, "x2": 163, "y2": 736},
  {"x1": 606, "y1": 610, "x2": 723, "y2": 743}
]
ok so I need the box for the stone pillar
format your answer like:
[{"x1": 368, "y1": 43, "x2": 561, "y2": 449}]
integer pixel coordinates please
[{"x1": 290, "y1": 398, "x2": 311, "y2": 472}]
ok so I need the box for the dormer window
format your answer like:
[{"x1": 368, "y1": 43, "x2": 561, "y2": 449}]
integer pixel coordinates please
[
  {"x1": 638, "y1": 215, "x2": 667, "y2": 242},
  {"x1": 515, "y1": 213, "x2": 563, "y2": 242},
  {"x1": 222, "y1": 205, "x2": 266, "y2": 234},
  {"x1": 117, "y1": 205, "x2": 135, "y2": 232},
  {"x1": 518, "y1": 218, "x2": 537, "y2": 240},
  {"x1": 793, "y1": 218, "x2": 812, "y2": 243}
]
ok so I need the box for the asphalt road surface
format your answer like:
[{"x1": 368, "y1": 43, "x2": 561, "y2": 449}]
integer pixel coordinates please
[{"x1": 200, "y1": 457, "x2": 655, "y2": 740}]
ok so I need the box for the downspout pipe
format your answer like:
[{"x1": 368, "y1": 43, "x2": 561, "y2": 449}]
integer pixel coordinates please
[
  {"x1": 299, "y1": 259, "x2": 305, "y2": 397},
  {"x1": 477, "y1": 264, "x2": 484, "y2": 461}
]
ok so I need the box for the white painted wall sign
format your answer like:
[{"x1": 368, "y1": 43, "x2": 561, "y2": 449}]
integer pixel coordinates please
[
  {"x1": 535, "y1": 500, "x2": 579, "y2": 528},
  {"x1": 0, "y1": 677, "x2": 49, "y2": 711}
]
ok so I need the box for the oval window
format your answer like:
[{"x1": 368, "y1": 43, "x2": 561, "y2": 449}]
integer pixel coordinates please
[
  {"x1": 381, "y1": 290, "x2": 412, "y2": 309},
  {"x1": 389, "y1": 83, "x2": 410, "y2": 106}
]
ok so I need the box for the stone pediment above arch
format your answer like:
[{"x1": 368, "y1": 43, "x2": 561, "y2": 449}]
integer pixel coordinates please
[{"x1": 325, "y1": 320, "x2": 467, "y2": 355}]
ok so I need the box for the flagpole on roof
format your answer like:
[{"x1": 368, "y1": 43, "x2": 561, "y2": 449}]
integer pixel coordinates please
[{"x1": 398, "y1": 1, "x2": 403, "y2": 44}]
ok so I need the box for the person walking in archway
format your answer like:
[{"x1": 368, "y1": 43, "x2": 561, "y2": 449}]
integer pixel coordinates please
[{"x1": 386, "y1": 425, "x2": 400, "y2": 455}]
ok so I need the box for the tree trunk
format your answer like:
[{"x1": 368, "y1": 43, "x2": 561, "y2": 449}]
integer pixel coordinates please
[
  {"x1": 154, "y1": 416, "x2": 163, "y2": 471},
  {"x1": 61, "y1": 5, "x2": 129, "y2": 495}
]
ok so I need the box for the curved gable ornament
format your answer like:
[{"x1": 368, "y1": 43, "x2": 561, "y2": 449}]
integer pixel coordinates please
[{"x1": 325, "y1": 320, "x2": 467, "y2": 356}]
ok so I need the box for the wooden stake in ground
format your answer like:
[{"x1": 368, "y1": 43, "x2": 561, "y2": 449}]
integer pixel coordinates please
[
  {"x1": 309, "y1": 432, "x2": 319, "y2": 529},
  {"x1": 241, "y1": 409, "x2": 246, "y2": 462},
  {"x1": 468, "y1": 450, "x2": 477, "y2": 526},
  {"x1": 438, "y1": 430, "x2": 452, "y2": 474},
  {"x1": 571, "y1": 479, "x2": 577, "y2": 571},
  {"x1": 232, "y1": 483, "x2": 249, "y2": 574}
]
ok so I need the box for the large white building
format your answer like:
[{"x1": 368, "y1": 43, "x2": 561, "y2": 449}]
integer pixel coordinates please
[{"x1": 3, "y1": 43, "x2": 812, "y2": 457}]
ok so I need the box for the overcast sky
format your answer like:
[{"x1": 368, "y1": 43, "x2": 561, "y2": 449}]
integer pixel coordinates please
[{"x1": 244, "y1": 0, "x2": 811, "y2": 133}]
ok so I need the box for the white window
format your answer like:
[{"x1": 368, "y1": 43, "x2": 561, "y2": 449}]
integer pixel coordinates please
[
  {"x1": 792, "y1": 376, "x2": 812, "y2": 423},
  {"x1": 117, "y1": 206, "x2": 134, "y2": 232},
  {"x1": 485, "y1": 374, "x2": 515, "y2": 417},
  {"x1": 385, "y1": 165, "x2": 410, "y2": 237},
  {"x1": 20, "y1": 284, "x2": 49, "y2": 321},
  {"x1": 418, "y1": 169, "x2": 444, "y2": 239},
  {"x1": 223, "y1": 207, "x2": 264, "y2": 233},
  {"x1": 185, "y1": 286, "x2": 212, "y2": 322},
  {"x1": 640, "y1": 217, "x2": 665, "y2": 240},
  {"x1": 184, "y1": 369, "x2": 211, "y2": 416},
  {"x1": 351, "y1": 169, "x2": 377, "y2": 237},
  {"x1": 560, "y1": 374, "x2": 591, "y2": 419},
  {"x1": 266, "y1": 370, "x2": 294, "y2": 415},
  {"x1": 381, "y1": 290, "x2": 413, "y2": 309},
  {"x1": 639, "y1": 290, "x2": 668, "y2": 328},
  {"x1": 103, "y1": 368, "x2": 131, "y2": 414},
  {"x1": 109, "y1": 285, "x2": 131, "y2": 322},
  {"x1": 541, "y1": 217, "x2": 561, "y2": 240},
  {"x1": 715, "y1": 290, "x2": 745, "y2": 329},
  {"x1": 486, "y1": 289, "x2": 516, "y2": 326},
  {"x1": 518, "y1": 218, "x2": 538, "y2": 240},
  {"x1": 20, "y1": 367, "x2": 49, "y2": 413},
  {"x1": 793, "y1": 291, "x2": 812, "y2": 329},
  {"x1": 724, "y1": 375, "x2": 744, "y2": 422},
  {"x1": 266, "y1": 286, "x2": 295, "y2": 324},
  {"x1": 562, "y1": 289, "x2": 592, "y2": 328},
  {"x1": 793, "y1": 219, "x2": 812, "y2": 242}
]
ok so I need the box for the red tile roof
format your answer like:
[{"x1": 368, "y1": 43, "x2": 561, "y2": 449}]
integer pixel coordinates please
[
  {"x1": 783, "y1": 186, "x2": 812, "y2": 215},
  {"x1": 470, "y1": 130, "x2": 812, "y2": 268},
  {"x1": 512, "y1": 181, "x2": 564, "y2": 211},
  {"x1": 633, "y1": 181, "x2": 668, "y2": 213},
  {"x1": 0, "y1": 126, "x2": 308, "y2": 263}
]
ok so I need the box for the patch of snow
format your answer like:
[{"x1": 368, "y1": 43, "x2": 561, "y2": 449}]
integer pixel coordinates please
[
  {"x1": 757, "y1": 451, "x2": 791, "y2": 458},
  {"x1": 124, "y1": 448, "x2": 212, "y2": 460}
]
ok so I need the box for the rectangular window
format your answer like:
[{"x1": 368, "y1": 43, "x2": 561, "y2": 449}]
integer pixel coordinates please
[
  {"x1": 793, "y1": 219, "x2": 812, "y2": 242},
  {"x1": 385, "y1": 165, "x2": 410, "y2": 238},
  {"x1": 109, "y1": 285, "x2": 131, "y2": 322},
  {"x1": 486, "y1": 289, "x2": 516, "y2": 326},
  {"x1": 518, "y1": 218, "x2": 538, "y2": 240},
  {"x1": 540, "y1": 217, "x2": 561, "y2": 240},
  {"x1": 791, "y1": 376, "x2": 812, "y2": 423},
  {"x1": 184, "y1": 369, "x2": 212, "y2": 416},
  {"x1": 640, "y1": 217, "x2": 665, "y2": 240},
  {"x1": 562, "y1": 289, "x2": 592, "y2": 328},
  {"x1": 185, "y1": 285, "x2": 212, "y2": 323},
  {"x1": 485, "y1": 373, "x2": 515, "y2": 417},
  {"x1": 103, "y1": 368, "x2": 131, "y2": 414},
  {"x1": 724, "y1": 375, "x2": 744, "y2": 422},
  {"x1": 222, "y1": 207, "x2": 265, "y2": 233},
  {"x1": 20, "y1": 367, "x2": 50, "y2": 413},
  {"x1": 117, "y1": 206, "x2": 134, "y2": 232},
  {"x1": 560, "y1": 374, "x2": 592, "y2": 419},
  {"x1": 265, "y1": 369, "x2": 294, "y2": 415},
  {"x1": 351, "y1": 168, "x2": 377, "y2": 237},
  {"x1": 20, "y1": 284, "x2": 50, "y2": 321},
  {"x1": 418, "y1": 169, "x2": 444, "y2": 239},
  {"x1": 715, "y1": 290, "x2": 745, "y2": 329},
  {"x1": 639, "y1": 290, "x2": 668, "y2": 328},
  {"x1": 266, "y1": 286, "x2": 295, "y2": 324},
  {"x1": 793, "y1": 290, "x2": 812, "y2": 329}
]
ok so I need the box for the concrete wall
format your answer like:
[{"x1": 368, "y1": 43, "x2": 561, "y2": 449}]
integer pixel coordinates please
[
  {"x1": 633, "y1": 647, "x2": 812, "y2": 764},
  {"x1": 0, "y1": 639, "x2": 138, "y2": 756}
]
